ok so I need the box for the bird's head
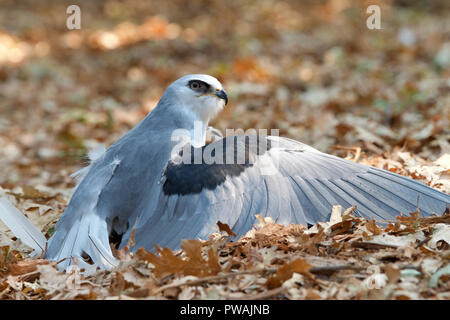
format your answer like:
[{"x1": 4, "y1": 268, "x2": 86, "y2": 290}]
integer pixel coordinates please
[{"x1": 162, "y1": 74, "x2": 228, "y2": 123}]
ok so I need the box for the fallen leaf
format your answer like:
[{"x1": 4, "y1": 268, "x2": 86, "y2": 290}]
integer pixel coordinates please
[
  {"x1": 266, "y1": 258, "x2": 312, "y2": 289},
  {"x1": 217, "y1": 221, "x2": 237, "y2": 237},
  {"x1": 8, "y1": 259, "x2": 49, "y2": 276}
]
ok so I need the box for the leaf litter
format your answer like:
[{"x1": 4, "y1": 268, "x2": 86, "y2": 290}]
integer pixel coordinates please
[{"x1": 0, "y1": 190, "x2": 449, "y2": 299}]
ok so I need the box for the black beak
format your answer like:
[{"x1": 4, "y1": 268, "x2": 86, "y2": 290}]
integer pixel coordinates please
[{"x1": 215, "y1": 90, "x2": 228, "y2": 106}]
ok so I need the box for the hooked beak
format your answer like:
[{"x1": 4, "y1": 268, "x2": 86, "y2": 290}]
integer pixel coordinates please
[{"x1": 214, "y1": 90, "x2": 228, "y2": 106}]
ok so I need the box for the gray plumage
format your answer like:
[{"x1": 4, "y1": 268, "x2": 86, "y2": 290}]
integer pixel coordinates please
[{"x1": 6, "y1": 74, "x2": 449, "y2": 271}]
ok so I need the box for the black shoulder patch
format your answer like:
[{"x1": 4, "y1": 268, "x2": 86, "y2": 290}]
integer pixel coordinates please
[{"x1": 163, "y1": 135, "x2": 271, "y2": 196}]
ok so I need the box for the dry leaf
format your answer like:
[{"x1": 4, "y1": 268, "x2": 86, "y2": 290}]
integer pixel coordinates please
[
  {"x1": 217, "y1": 221, "x2": 237, "y2": 237},
  {"x1": 7, "y1": 259, "x2": 49, "y2": 276},
  {"x1": 266, "y1": 258, "x2": 312, "y2": 289}
]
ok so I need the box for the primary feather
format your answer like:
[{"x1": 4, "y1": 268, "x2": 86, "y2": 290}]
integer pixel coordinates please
[{"x1": 0, "y1": 196, "x2": 47, "y2": 256}]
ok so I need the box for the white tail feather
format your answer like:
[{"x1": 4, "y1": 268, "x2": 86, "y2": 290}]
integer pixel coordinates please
[{"x1": 0, "y1": 196, "x2": 47, "y2": 255}]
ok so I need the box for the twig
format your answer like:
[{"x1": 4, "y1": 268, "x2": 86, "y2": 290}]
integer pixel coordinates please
[
  {"x1": 364, "y1": 142, "x2": 384, "y2": 154},
  {"x1": 380, "y1": 214, "x2": 450, "y2": 225},
  {"x1": 330, "y1": 146, "x2": 362, "y2": 162},
  {"x1": 153, "y1": 268, "x2": 276, "y2": 294},
  {"x1": 17, "y1": 270, "x2": 41, "y2": 282},
  {"x1": 351, "y1": 241, "x2": 398, "y2": 250},
  {"x1": 0, "y1": 286, "x2": 10, "y2": 299},
  {"x1": 415, "y1": 237, "x2": 431, "y2": 249},
  {"x1": 309, "y1": 265, "x2": 363, "y2": 276}
]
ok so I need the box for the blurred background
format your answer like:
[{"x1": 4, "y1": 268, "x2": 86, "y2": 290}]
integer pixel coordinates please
[{"x1": 0, "y1": 0, "x2": 449, "y2": 190}]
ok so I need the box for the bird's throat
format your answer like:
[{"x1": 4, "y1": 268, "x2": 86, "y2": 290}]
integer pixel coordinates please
[{"x1": 189, "y1": 120, "x2": 208, "y2": 148}]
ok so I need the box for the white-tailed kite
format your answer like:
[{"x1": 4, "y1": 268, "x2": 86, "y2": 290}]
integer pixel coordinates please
[{"x1": 1, "y1": 74, "x2": 449, "y2": 271}]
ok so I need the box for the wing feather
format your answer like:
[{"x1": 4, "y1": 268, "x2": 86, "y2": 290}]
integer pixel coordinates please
[
  {"x1": 0, "y1": 197, "x2": 47, "y2": 256},
  {"x1": 135, "y1": 136, "x2": 449, "y2": 252}
]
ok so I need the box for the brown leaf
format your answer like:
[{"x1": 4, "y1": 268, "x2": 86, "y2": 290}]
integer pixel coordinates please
[
  {"x1": 138, "y1": 240, "x2": 222, "y2": 279},
  {"x1": 109, "y1": 271, "x2": 126, "y2": 295},
  {"x1": 126, "y1": 288, "x2": 150, "y2": 298},
  {"x1": 0, "y1": 246, "x2": 10, "y2": 270},
  {"x1": 181, "y1": 240, "x2": 222, "y2": 277},
  {"x1": 266, "y1": 258, "x2": 312, "y2": 289},
  {"x1": 217, "y1": 221, "x2": 237, "y2": 237},
  {"x1": 207, "y1": 247, "x2": 221, "y2": 274},
  {"x1": 137, "y1": 246, "x2": 187, "y2": 278},
  {"x1": 418, "y1": 214, "x2": 450, "y2": 225},
  {"x1": 182, "y1": 239, "x2": 204, "y2": 262},
  {"x1": 305, "y1": 288, "x2": 322, "y2": 299},
  {"x1": 8, "y1": 259, "x2": 49, "y2": 276},
  {"x1": 330, "y1": 220, "x2": 354, "y2": 236},
  {"x1": 384, "y1": 224, "x2": 395, "y2": 232},
  {"x1": 384, "y1": 265, "x2": 401, "y2": 284},
  {"x1": 304, "y1": 224, "x2": 326, "y2": 254},
  {"x1": 366, "y1": 219, "x2": 382, "y2": 235},
  {"x1": 21, "y1": 186, "x2": 53, "y2": 200}
]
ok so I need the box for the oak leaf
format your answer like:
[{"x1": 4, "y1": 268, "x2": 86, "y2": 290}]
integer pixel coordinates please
[{"x1": 266, "y1": 258, "x2": 312, "y2": 289}]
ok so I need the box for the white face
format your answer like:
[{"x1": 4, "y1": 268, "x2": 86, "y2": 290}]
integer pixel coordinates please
[{"x1": 168, "y1": 74, "x2": 227, "y2": 123}]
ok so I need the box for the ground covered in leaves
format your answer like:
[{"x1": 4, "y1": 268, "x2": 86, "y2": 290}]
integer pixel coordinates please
[
  {"x1": 1, "y1": 193, "x2": 449, "y2": 300},
  {"x1": 0, "y1": 0, "x2": 449, "y2": 299}
]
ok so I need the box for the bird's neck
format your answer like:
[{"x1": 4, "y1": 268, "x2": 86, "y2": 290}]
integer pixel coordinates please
[
  {"x1": 189, "y1": 120, "x2": 208, "y2": 148},
  {"x1": 170, "y1": 107, "x2": 209, "y2": 148},
  {"x1": 148, "y1": 95, "x2": 212, "y2": 148}
]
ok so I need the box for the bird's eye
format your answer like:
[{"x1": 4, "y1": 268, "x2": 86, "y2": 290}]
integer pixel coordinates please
[
  {"x1": 188, "y1": 80, "x2": 210, "y2": 92},
  {"x1": 190, "y1": 81, "x2": 200, "y2": 90}
]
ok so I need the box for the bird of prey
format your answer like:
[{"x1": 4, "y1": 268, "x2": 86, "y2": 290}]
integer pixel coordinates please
[{"x1": 1, "y1": 74, "x2": 449, "y2": 271}]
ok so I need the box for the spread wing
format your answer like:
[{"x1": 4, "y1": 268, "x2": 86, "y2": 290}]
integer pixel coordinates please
[
  {"x1": 46, "y1": 151, "x2": 121, "y2": 271},
  {"x1": 131, "y1": 135, "x2": 450, "y2": 251}
]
